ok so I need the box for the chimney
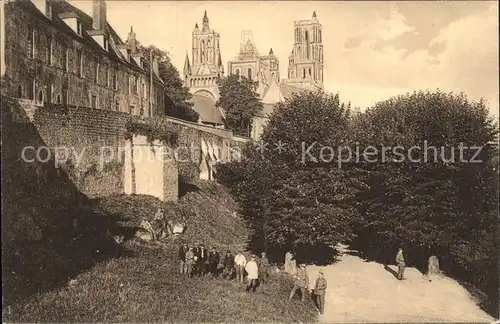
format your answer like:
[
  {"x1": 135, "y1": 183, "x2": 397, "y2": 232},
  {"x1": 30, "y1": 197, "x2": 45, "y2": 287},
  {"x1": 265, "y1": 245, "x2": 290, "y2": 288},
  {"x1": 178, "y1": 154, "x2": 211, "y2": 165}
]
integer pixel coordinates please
[{"x1": 92, "y1": 0, "x2": 106, "y2": 31}]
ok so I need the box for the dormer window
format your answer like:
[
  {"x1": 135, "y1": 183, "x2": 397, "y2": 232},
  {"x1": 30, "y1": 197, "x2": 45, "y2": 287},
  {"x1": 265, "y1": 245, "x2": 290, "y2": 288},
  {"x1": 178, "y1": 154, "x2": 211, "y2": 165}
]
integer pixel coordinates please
[
  {"x1": 103, "y1": 36, "x2": 109, "y2": 51},
  {"x1": 77, "y1": 21, "x2": 83, "y2": 36}
]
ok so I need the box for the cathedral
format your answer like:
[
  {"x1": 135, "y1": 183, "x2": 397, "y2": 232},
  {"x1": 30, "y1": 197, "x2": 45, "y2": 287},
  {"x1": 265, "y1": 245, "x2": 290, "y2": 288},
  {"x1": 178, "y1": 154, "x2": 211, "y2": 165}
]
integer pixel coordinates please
[
  {"x1": 184, "y1": 10, "x2": 324, "y2": 139},
  {"x1": 227, "y1": 31, "x2": 280, "y2": 98}
]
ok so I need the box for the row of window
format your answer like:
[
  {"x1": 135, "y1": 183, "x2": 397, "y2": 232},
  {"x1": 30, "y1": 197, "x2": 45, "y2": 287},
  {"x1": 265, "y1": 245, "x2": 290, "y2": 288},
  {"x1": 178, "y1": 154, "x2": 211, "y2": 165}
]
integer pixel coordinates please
[
  {"x1": 233, "y1": 67, "x2": 252, "y2": 80},
  {"x1": 16, "y1": 80, "x2": 154, "y2": 116},
  {"x1": 28, "y1": 26, "x2": 120, "y2": 90},
  {"x1": 294, "y1": 27, "x2": 322, "y2": 44}
]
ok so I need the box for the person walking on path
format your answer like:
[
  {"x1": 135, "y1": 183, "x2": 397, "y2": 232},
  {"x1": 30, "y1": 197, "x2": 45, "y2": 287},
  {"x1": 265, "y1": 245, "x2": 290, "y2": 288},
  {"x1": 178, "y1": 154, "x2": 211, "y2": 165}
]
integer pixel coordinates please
[
  {"x1": 289, "y1": 263, "x2": 309, "y2": 302},
  {"x1": 259, "y1": 252, "x2": 270, "y2": 285},
  {"x1": 185, "y1": 247, "x2": 195, "y2": 278},
  {"x1": 234, "y1": 250, "x2": 247, "y2": 283},
  {"x1": 178, "y1": 243, "x2": 189, "y2": 275},
  {"x1": 314, "y1": 270, "x2": 328, "y2": 314},
  {"x1": 396, "y1": 247, "x2": 406, "y2": 280},
  {"x1": 245, "y1": 255, "x2": 259, "y2": 293}
]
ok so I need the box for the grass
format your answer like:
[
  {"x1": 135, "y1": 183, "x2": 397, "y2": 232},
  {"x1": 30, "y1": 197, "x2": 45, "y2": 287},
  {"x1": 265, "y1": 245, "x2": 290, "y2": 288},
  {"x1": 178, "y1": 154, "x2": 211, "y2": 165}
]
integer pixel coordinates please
[
  {"x1": 3, "y1": 181, "x2": 318, "y2": 322},
  {"x1": 4, "y1": 243, "x2": 318, "y2": 322}
]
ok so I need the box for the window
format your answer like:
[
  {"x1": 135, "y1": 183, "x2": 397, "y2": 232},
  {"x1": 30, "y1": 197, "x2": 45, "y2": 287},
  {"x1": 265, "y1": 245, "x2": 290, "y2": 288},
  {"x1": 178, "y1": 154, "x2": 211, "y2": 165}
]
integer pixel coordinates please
[
  {"x1": 63, "y1": 48, "x2": 69, "y2": 71},
  {"x1": 112, "y1": 69, "x2": 117, "y2": 90},
  {"x1": 76, "y1": 50, "x2": 83, "y2": 77},
  {"x1": 201, "y1": 39, "x2": 205, "y2": 62},
  {"x1": 115, "y1": 101, "x2": 120, "y2": 111},
  {"x1": 48, "y1": 83, "x2": 53, "y2": 103},
  {"x1": 129, "y1": 105, "x2": 134, "y2": 115},
  {"x1": 28, "y1": 26, "x2": 35, "y2": 59},
  {"x1": 27, "y1": 78, "x2": 34, "y2": 100},
  {"x1": 91, "y1": 94, "x2": 97, "y2": 108},
  {"x1": 235, "y1": 68, "x2": 240, "y2": 77},
  {"x1": 106, "y1": 66, "x2": 110, "y2": 87},
  {"x1": 48, "y1": 35, "x2": 53, "y2": 65},
  {"x1": 94, "y1": 58, "x2": 99, "y2": 84},
  {"x1": 309, "y1": 68, "x2": 312, "y2": 77},
  {"x1": 77, "y1": 21, "x2": 83, "y2": 36},
  {"x1": 302, "y1": 69, "x2": 306, "y2": 78},
  {"x1": 133, "y1": 76, "x2": 138, "y2": 94},
  {"x1": 57, "y1": 94, "x2": 61, "y2": 104},
  {"x1": 305, "y1": 31, "x2": 310, "y2": 59},
  {"x1": 247, "y1": 68, "x2": 252, "y2": 80},
  {"x1": 17, "y1": 85, "x2": 22, "y2": 98},
  {"x1": 103, "y1": 37, "x2": 108, "y2": 51},
  {"x1": 37, "y1": 90, "x2": 43, "y2": 102},
  {"x1": 128, "y1": 75, "x2": 131, "y2": 94}
]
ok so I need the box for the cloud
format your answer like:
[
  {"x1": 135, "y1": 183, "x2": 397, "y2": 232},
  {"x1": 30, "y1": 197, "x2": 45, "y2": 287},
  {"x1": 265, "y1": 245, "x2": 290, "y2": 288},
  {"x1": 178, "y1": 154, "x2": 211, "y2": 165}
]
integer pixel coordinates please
[{"x1": 335, "y1": 2, "x2": 498, "y2": 120}]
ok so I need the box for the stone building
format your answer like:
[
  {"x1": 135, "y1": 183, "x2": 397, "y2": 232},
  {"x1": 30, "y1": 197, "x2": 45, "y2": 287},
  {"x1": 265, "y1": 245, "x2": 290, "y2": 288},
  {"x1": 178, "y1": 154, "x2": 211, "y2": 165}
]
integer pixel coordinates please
[
  {"x1": 1, "y1": 0, "x2": 165, "y2": 117},
  {"x1": 183, "y1": 10, "x2": 225, "y2": 128},
  {"x1": 227, "y1": 31, "x2": 280, "y2": 97},
  {"x1": 251, "y1": 11, "x2": 324, "y2": 141}
]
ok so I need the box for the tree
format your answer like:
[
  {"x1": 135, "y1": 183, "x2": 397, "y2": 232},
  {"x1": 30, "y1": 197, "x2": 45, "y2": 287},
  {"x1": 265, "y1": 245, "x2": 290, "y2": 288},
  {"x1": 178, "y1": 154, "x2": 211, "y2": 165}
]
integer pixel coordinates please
[
  {"x1": 140, "y1": 45, "x2": 199, "y2": 122},
  {"x1": 216, "y1": 75, "x2": 263, "y2": 135},
  {"x1": 217, "y1": 91, "x2": 363, "y2": 261},
  {"x1": 348, "y1": 90, "x2": 498, "y2": 313}
]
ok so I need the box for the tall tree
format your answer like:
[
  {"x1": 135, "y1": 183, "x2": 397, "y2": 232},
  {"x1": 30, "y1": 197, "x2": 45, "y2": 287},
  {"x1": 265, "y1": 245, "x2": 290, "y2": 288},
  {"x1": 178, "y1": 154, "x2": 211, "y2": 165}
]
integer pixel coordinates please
[
  {"x1": 216, "y1": 75, "x2": 263, "y2": 135},
  {"x1": 217, "y1": 91, "x2": 363, "y2": 260},
  {"x1": 140, "y1": 45, "x2": 199, "y2": 122},
  {"x1": 349, "y1": 91, "x2": 498, "y2": 313}
]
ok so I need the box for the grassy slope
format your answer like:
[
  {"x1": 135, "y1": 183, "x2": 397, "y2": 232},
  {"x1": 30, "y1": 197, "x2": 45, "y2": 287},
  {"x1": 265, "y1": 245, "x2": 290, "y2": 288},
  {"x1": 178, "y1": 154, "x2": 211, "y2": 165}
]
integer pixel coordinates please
[{"x1": 4, "y1": 182, "x2": 318, "y2": 323}]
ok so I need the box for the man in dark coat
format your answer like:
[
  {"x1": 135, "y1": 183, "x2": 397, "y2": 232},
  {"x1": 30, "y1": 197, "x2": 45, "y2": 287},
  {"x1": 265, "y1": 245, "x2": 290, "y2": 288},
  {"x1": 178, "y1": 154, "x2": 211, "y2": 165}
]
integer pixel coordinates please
[
  {"x1": 178, "y1": 243, "x2": 189, "y2": 275},
  {"x1": 195, "y1": 244, "x2": 208, "y2": 277},
  {"x1": 259, "y1": 252, "x2": 270, "y2": 284},
  {"x1": 222, "y1": 250, "x2": 235, "y2": 279},
  {"x1": 208, "y1": 247, "x2": 220, "y2": 278}
]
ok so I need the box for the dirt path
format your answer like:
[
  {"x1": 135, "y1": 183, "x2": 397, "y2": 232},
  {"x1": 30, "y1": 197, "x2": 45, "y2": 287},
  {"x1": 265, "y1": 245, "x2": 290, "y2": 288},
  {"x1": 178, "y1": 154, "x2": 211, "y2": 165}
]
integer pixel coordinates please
[{"x1": 306, "y1": 246, "x2": 496, "y2": 323}]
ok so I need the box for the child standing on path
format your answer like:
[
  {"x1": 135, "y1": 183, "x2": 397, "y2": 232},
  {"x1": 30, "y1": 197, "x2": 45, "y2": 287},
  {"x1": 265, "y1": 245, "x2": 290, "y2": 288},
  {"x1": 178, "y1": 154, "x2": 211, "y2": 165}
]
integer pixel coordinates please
[{"x1": 314, "y1": 270, "x2": 327, "y2": 314}]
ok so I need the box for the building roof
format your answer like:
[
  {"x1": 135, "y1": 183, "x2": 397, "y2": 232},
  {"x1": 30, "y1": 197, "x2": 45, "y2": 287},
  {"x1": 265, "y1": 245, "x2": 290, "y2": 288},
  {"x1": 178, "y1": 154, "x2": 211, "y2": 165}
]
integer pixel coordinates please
[
  {"x1": 20, "y1": 1, "x2": 163, "y2": 84},
  {"x1": 257, "y1": 81, "x2": 311, "y2": 118},
  {"x1": 192, "y1": 94, "x2": 225, "y2": 125}
]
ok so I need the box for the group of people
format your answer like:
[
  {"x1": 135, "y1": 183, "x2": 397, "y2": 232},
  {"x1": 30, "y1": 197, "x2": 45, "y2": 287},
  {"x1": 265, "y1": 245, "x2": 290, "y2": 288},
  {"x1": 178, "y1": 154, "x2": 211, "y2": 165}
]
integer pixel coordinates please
[
  {"x1": 177, "y1": 243, "x2": 271, "y2": 292},
  {"x1": 177, "y1": 243, "x2": 328, "y2": 314}
]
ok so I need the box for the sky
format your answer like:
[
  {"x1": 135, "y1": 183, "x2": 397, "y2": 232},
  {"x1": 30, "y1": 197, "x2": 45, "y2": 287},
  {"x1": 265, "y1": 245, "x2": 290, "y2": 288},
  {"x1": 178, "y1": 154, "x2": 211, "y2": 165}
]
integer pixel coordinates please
[{"x1": 70, "y1": 0, "x2": 499, "y2": 121}]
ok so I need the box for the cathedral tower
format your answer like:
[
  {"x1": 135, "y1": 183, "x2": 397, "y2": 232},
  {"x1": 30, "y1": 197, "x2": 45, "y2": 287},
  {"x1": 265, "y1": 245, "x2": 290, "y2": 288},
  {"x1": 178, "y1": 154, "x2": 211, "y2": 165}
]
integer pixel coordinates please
[
  {"x1": 184, "y1": 11, "x2": 225, "y2": 126},
  {"x1": 286, "y1": 11, "x2": 323, "y2": 89},
  {"x1": 184, "y1": 10, "x2": 224, "y2": 102}
]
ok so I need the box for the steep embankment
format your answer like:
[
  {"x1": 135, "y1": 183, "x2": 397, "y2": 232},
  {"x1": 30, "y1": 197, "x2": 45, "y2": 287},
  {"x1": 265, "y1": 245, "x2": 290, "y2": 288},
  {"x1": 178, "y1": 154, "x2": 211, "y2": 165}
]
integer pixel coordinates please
[{"x1": 95, "y1": 180, "x2": 249, "y2": 247}]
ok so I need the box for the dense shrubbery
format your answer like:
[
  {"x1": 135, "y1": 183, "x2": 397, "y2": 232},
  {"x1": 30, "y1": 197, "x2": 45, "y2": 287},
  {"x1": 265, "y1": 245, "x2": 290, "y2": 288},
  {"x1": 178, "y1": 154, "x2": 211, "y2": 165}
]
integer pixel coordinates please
[{"x1": 216, "y1": 90, "x2": 498, "y2": 314}]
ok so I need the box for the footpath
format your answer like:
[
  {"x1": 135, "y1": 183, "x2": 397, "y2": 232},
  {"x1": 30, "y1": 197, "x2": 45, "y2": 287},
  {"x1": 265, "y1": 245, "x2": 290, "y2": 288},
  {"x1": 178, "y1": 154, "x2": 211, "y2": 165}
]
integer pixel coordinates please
[{"x1": 305, "y1": 245, "x2": 496, "y2": 323}]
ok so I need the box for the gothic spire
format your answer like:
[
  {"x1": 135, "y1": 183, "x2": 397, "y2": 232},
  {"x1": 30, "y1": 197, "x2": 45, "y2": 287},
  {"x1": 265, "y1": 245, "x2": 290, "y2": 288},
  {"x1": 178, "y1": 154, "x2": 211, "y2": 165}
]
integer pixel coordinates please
[
  {"x1": 269, "y1": 48, "x2": 274, "y2": 55},
  {"x1": 183, "y1": 52, "x2": 191, "y2": 76},
  {"x1": 312, "y1": 10, "x2": 317, "y2": 18},
  {"x1": 202, "y1": 10, "x2": 209, "y2": 31},
  {"x1": 194, "y1": 22, "x2": 199, "y2": 30},
  {"x1": 218, "y1": 52, "x2": 224, "y2": 74}
]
